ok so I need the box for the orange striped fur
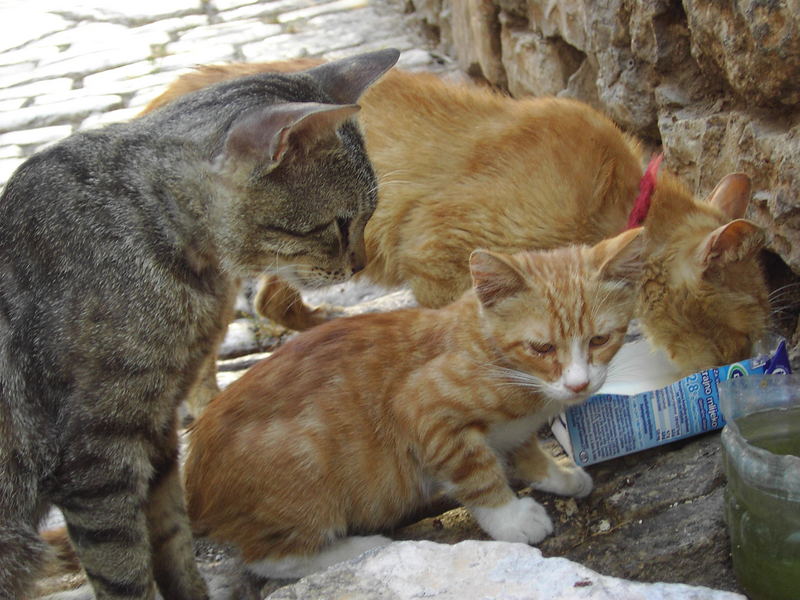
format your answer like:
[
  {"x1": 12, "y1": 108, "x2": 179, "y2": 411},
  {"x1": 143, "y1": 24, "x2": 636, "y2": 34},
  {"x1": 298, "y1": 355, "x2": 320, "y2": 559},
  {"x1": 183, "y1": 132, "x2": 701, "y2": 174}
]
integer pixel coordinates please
[
  {"x1": 183, "y1": 229, "x2": 643, "y2": 578},
  {"x1": 143, "y1": 60, "x2": 769, "y2": 382}
]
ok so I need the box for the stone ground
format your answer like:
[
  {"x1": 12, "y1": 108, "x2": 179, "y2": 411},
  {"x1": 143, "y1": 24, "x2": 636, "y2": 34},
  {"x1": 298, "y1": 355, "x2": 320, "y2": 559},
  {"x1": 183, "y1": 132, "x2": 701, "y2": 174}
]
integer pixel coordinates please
[{"x1": 0, "y1": 2, "x2": 748, "y2": 599}]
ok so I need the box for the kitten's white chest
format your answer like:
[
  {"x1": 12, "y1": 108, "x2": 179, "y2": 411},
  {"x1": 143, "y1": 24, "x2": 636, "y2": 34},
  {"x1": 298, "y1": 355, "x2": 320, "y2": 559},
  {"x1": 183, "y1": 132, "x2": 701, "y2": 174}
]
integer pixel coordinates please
[{"x1": 487, "y1": 413, "x2": 551, "y2": 454}]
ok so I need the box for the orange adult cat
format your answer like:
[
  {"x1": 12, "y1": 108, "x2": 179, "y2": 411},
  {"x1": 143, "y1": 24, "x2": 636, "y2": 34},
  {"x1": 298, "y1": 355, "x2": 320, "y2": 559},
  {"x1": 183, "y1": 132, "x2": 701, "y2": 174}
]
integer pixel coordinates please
[
  {"x1": 144, "y1": 60, "x2": 768, "y2": 381},
  {"x1": 184, "y1": 229, "x2": 643, "y2": 578}
]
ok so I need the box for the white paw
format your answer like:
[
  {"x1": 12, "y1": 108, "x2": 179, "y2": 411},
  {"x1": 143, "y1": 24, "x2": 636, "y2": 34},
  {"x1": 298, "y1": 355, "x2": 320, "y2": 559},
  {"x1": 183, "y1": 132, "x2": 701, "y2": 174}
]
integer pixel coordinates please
[
  {"x1": 532, "y1": 464, "x2": 593, "y2": 498},
  {"x1": 471, "y1": 497, "x2": 553, "y2": 544},
  {"x1": 567, "y1": 467, "x2": 593, "y2": 498}
]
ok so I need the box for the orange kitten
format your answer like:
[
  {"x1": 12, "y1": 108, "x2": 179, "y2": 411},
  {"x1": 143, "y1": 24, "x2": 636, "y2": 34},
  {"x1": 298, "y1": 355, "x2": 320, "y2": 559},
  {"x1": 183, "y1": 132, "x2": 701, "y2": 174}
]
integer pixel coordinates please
[
  {"x1": 184, "y1": 228, "x2": 643, "y2": 578},
  {"x1": 144, "y1": 61, "x2": 768, "y2": 380}
]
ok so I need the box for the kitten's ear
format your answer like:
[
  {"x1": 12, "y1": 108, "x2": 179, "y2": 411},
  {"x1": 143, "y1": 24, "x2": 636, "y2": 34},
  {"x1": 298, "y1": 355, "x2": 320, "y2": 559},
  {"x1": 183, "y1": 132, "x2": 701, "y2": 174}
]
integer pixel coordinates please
[
  {"x1": 224, "y1": 102, "x2": 359, "y2": 165},
  {"x1": 698, "y1": 219, "x2": 765, "y2": 272},
  {"x1": 593, "y1": 227, "x2": 644, "y2": 284},
  {"x1": 305, "y1": 48, "x2": 400, "y2": 104},
  {"x1": 705, "y1": 173, "x2": 751, "y2": 220},
  {"x1": 470, "y1": 249, "x2": 527, "y2": 308}
]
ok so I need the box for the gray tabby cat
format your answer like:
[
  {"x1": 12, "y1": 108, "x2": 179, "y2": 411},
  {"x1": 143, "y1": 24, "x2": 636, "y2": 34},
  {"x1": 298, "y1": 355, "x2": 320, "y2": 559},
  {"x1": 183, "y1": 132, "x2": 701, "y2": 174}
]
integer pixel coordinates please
[{"x1": 0, "y1": 48, "x2": 399, "y2": 600}]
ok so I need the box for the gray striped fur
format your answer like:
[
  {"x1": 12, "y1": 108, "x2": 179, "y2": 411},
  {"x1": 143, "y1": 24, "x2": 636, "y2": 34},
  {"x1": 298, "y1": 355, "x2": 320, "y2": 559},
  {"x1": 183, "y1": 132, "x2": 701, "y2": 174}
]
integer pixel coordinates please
[{"x1": 0, "y1": 49, "x2": 399, "y2": 600}]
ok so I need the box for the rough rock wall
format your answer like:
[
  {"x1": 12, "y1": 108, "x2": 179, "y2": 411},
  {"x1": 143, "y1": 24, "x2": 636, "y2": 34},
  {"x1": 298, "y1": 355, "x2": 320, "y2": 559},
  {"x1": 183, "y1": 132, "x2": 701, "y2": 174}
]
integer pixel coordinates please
[{"x1": 401, "y1": 0, "x2": 800, "y2": 359}]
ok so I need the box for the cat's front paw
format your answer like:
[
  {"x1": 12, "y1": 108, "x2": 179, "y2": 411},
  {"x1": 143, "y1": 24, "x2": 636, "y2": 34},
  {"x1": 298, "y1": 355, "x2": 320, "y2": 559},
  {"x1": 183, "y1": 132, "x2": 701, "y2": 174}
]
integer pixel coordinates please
[
  {"x1": 532, "y1": 464, "x2": 593, "y2": 498},
  {"x1": 566, "y1": 467, "x2": 593, "y2": 498},
  {"x1": 471, "y1": 497, "x2": 553, "y2": 545}
]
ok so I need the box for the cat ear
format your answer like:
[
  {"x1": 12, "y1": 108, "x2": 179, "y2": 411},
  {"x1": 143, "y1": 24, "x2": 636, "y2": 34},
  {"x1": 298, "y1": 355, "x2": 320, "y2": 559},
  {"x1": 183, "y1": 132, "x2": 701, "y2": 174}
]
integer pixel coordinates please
[
  {"x1": 698, "y1": 219, "x2": 765, "y2": 272},
  {"x1": 705, "y1": 173, "x2": 751, "y2": 220},
  {"x1": 224, "y1": 102, "x2": 360, "y2": 165},
  {"x1": 469, "y1": 249, "x2": 527, "y2": 308},
  {"x1": 593, "y1": 227, "x2": 644, "y2": 284},
  {"x1": 305, "y1": 48, "x2": 400, "y2": 104}
]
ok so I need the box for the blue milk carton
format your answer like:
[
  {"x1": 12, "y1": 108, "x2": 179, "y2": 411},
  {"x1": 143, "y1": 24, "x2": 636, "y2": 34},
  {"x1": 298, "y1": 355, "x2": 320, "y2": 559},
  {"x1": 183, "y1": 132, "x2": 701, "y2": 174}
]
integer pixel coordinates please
[{"x1": 550, "y1": 336, "x2": 791, "y2": 466}]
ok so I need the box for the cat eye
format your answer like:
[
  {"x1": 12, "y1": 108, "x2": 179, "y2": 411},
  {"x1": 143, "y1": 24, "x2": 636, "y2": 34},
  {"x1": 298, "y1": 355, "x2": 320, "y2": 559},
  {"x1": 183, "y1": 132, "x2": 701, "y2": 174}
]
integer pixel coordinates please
[
  {"x1": 589, "y1": 335, "x2": 610, "y2": 348},
  {"x1": 306, "y1": 221, "x2": 334, "y2": 235},
  {"x1": 265, "y1": 222, "x2": 331, "y2": 237},
  {"x1": 526, "y1": 341, "x2": 555, "y2": 356}
]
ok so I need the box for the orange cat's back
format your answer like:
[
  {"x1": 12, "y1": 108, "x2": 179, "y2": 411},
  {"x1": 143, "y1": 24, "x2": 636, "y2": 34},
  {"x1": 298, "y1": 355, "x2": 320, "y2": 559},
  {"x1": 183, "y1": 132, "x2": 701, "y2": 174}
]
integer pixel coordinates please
[
  {"x1": 184, "y1": 307, "x2": 455, "y2": 560},
  {"x1": 358, "y1": 70, "x2": 643, "y2": 303}
]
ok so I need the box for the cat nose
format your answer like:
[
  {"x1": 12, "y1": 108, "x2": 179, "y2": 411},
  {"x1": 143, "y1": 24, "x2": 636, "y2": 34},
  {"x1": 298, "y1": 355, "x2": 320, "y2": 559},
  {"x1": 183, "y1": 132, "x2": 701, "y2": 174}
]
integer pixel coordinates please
[
  {"x1": 350, "y1": 258, "x2": 366, "y2": 274},
  {"x1": 350, "y1": 251, "x2": 366, "y2": 274},
  {"x1": 566, "y1": 380, "x2": 589, "y2": 393}
]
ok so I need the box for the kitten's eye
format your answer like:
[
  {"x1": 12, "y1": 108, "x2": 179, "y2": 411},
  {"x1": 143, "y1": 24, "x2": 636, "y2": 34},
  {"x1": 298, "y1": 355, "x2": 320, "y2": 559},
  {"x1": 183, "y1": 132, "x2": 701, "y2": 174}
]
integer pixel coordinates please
[
  {"x1": 590, "y1": 335, "x2": 610, "y2": 348},
  {"x1": 526, "y1": 341, "x2": 555, "y2": 355}
]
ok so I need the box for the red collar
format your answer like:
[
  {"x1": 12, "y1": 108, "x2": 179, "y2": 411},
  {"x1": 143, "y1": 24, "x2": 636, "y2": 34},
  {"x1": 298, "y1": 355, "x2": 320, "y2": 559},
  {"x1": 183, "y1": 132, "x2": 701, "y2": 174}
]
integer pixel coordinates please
[{"x1": 626, "y1": 153, "x2": 664, "y2": 230}]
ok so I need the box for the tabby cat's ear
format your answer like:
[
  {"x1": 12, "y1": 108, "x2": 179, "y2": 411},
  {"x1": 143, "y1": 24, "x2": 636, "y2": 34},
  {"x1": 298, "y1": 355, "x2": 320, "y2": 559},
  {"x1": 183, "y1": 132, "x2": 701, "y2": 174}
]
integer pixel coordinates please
[
  {"x1": 224, "y1": 102, "x2": 360, "y2": 166},
  {"x1": 470, "y1": 249, "x2": 527, "y2": 308},
  {"x1": 593, "y1": 227, "x2": 644, "y2": 284},
  {"x1": 306, "y1": 48, "x2": 400, "y2": 104},
  {"x1": 705, "y1": 173, "x2": 751, "y2": 220},
  {"x1": 698, "y1": 219, "x2": 765, "y2": 273}
]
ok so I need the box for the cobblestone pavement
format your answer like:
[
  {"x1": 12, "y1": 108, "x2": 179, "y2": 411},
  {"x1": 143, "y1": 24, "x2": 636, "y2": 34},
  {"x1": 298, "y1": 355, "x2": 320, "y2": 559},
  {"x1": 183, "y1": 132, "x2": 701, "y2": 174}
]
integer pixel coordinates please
[{"x1": 0, "y1": 0, "x2": 448, "y2": 190}]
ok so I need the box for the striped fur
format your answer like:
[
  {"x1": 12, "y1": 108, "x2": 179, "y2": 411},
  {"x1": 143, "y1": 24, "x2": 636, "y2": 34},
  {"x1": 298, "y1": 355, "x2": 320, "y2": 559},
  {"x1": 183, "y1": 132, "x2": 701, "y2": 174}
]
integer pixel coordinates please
[
  {"x1": 183, "y1": 229, "x2": 643, "y2": 579},
  {"x1": 143, "y1": 60, "x2": 769, "y2": 387},
  {"x1": 0, "y1": 50, "x2": 398, "y2": 600}
]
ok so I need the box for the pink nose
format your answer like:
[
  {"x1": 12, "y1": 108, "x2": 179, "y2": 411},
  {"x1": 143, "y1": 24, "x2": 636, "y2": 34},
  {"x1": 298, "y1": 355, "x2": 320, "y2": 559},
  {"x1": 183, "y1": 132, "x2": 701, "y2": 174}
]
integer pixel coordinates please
[{"x1": 566, "y1": 381, "x2": 589, "y2": 393}]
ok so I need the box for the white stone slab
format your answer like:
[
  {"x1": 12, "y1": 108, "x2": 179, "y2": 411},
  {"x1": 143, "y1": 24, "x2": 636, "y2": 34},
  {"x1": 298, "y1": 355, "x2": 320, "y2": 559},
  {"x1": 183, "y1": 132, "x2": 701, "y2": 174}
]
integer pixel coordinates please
[
  {"x1": 0, "y1": 78, "x2": 74, "y2": 101},
  {"x1": 0, "y1": 143, "x2": 22, "y2": 159},
  {"x1": 278, "y1": 0, "x2": 368, "y2": 24},
  {"x1": 169, "y1": 22, "x2": 282, "y2": 52},
  {"x1": 0, "y1": 125, "x2": 73, "y2": 146},
  {"x1": 0, "y1": 9, "x2": 70, "y2": 53},
  {"x1": 0, "y1": 95, "x2": 123, "y2": 132},
  {"x1": 80, "y1": 106, "x2": 142, "y2": 129},
  {"x1": 0, "y1": 157, "x2": 25, "y2": 188},
  {"x1": 267, "y1": 541, "x2": 746, "y2": 600}
]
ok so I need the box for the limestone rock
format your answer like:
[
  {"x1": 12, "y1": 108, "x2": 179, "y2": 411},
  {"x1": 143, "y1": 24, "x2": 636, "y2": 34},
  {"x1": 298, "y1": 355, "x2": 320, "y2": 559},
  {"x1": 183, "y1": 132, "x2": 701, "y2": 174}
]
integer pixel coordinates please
[
  {"x1": 391, "y1": 432, "x2": 741, "y2": 594},
  {"x1": 682, "y1": 0, "x2": 800, "y2": 107},
  {"x1": 266, "y1": 540, "x2": 745, "y2": 600},
  {"x1": 450, "y1": 0, "x2": 506, "y2": 86}
]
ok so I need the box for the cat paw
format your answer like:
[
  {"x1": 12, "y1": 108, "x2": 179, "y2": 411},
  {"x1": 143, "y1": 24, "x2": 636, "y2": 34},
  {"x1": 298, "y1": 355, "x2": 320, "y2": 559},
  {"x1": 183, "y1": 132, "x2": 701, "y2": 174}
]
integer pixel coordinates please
[
  {"x1": 532, "y1": 464, "x2": 593, "y2": 498},
  {"x1": 471, "y1": 497, "x2": 553, "y2": 545}
]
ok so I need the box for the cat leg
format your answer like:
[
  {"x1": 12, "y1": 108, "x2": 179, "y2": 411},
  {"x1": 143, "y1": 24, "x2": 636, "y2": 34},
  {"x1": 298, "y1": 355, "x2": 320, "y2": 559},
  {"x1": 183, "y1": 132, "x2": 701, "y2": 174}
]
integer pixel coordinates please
[
  {"x1": 146, "y1": 424, "x2": 208, "y2": 600},
  {"x1": 184, "y1": 353, "x2": 221, "y2": 420},
  {"x1": 511, "y1": 437, "x2": 593, "y2": 498},
  {"x1": 245, "y1": 535, "x2": 391, "y2": 579},
  {"x1": 58, "y1": 464, "x2": 158, "y2": 600},
  {"x1": 185, "y1": 281, "x2": 238, "y2": 420},
  {"x1": 426, "y1": 427, "x2": 553, "y2": 544},
  {"x1": 0, "y1": 448, "x2": 50, "y2": 598},
  {"x1": 0, "y1": 514, "x2": 49, "y2": 599},
  {"x1": 253, "y1": 274, "x2": 331, "y2": 331}
]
